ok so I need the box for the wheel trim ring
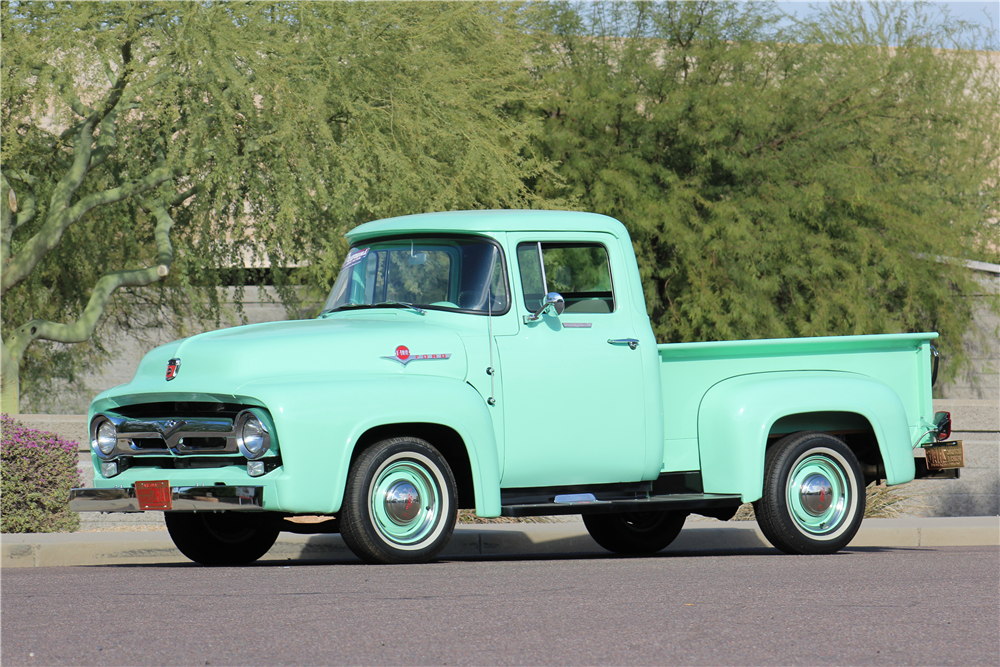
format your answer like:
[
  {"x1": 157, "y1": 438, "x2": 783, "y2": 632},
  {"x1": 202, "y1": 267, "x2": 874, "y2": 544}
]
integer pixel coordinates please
[
  {"x1": 367, "y1": 452, "x2": 449, "y2": 550},
  {"x1": 786, "y1": 451, "x2": 852, "y2": 537}
]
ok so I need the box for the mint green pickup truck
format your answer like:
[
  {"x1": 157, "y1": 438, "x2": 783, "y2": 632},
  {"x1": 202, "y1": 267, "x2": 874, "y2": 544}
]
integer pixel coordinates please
[{"x1": 70, "y1": 210, "x2": 962, "y2": 564}]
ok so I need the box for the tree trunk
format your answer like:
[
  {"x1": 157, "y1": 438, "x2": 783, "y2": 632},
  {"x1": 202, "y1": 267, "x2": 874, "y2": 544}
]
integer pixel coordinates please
[{"x1": 1, "y1": 339, "x2": 19, "y2": 414}]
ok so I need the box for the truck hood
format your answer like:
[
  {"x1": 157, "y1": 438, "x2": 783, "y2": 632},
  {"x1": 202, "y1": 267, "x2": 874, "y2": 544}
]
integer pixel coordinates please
[{"x1": 113, "y1": 317, "x2": 469, "y2": 400}]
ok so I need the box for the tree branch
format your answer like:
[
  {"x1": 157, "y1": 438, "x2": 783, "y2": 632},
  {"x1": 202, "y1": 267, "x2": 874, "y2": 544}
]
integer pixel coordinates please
[
  {"x1": 4, "y1": 170, "x2": 39, "y2": 187},
  {"x1": 748, "y1": 70, "x2": 895, "y2": 155},
  {"x1": 49, "y1": 116, "x2": 99, "y2": 213},
  {"x1": 32, "y1": 62, "x2": 94, "y2": 118},
  {"x1": 1, "y1": 163, "x2": 182, "y2": 296},
  {"x1": 168, "y1": 184, "x2": 202, "y2": 208},
  {"x1": 48, "y1": 36, "x2": 132, "y2": 172},
  {"x1": 13, "y1": 195, "x2": 37, "y2": 232},
  {"x1": 89, "y1": 108, "x2": 120, "y2": 169},
  {"x1": 5, "y1": 201, "x2": 177, "y2": 364},
  {"x1": 64, "y1": 163, "x2": 183, "y2": 227},
  {"x1": 1, "y1": 174, "x2": 15, "y2": 268},
  {"x1": 96, "y1": 39, "x2": 132, "y2": 122}
]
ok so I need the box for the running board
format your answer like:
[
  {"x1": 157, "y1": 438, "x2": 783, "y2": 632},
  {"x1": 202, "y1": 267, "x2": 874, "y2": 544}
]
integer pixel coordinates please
[{"x1": 500, "y1": 493, "x2": 743, "y2": 517}]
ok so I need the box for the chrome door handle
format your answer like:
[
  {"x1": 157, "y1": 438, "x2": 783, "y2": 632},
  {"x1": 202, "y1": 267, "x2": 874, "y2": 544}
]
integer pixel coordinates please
[{"x1": 608, "y1": 338, "x2": 639, "y2": 350}]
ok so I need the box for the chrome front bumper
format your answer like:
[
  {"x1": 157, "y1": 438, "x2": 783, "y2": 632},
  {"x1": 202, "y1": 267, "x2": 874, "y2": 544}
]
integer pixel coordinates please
[{"x1": 69, "y1": 486, "x2": 265, "y2": 512}]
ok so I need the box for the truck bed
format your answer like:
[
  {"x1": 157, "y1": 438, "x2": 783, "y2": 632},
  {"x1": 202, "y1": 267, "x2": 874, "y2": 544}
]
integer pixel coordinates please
[{"x1": 657, "y1": 333, "x2": 936, "y2": 474}]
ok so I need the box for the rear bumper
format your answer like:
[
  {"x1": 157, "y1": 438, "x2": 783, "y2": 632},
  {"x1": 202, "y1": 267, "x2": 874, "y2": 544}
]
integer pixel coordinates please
[{"x1": 69, "y1": 486, "x2": 265, "y2": 512}]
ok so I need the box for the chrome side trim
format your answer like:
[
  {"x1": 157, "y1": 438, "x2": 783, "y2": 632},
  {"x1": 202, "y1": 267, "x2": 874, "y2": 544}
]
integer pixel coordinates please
[{"x1": 69, "y1": 486, "x2": 265, "y2": 512}]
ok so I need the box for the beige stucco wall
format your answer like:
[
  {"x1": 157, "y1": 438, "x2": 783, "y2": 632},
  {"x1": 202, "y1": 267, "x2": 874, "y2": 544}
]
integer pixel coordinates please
[{"x1": 937, "y1": 264, "x2": 1000, "y2": 401}]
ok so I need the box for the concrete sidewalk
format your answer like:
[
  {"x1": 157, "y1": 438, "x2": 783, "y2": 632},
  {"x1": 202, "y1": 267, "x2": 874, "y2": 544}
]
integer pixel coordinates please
[{"x1": 2, "y1": 516, "x2": 996, "y2": 568}]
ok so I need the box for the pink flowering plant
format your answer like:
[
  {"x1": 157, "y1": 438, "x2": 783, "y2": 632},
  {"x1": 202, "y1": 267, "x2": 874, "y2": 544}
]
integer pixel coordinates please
[{"x1": 1, "y1": 414, "x2": 82, "y2": 533}]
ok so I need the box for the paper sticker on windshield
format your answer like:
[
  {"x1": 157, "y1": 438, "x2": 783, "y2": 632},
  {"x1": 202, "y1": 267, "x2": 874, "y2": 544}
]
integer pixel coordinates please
[
  {"x1": 381, "y1": 345, "x2": 452, "y2": 367},
  {"x1": 342, "y1": 247, "x2": 370, "y2": 270}
]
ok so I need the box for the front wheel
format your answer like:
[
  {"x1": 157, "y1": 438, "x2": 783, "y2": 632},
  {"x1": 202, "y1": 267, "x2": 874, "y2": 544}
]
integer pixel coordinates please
[
  {"x1": 583, "y1": 511, "x2": 687, "y2": 554},
  {"x1": 165, "y1": 512, "x2": 279, "y2": 565},
  {"x1": 754, "y1": 431, "x2": 865, "y2": 555},
  {"x1": 341, "y1": 437, "x2": 457, "y2": 564}
]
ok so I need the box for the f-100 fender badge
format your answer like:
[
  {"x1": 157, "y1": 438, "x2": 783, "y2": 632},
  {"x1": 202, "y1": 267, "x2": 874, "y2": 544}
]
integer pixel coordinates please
[
  {"x1": 382, "y1": 345, "x2": 451, "y2": 367},
  {"x1": 165, "y1": 358, "x2": 181, "y2": 381}
]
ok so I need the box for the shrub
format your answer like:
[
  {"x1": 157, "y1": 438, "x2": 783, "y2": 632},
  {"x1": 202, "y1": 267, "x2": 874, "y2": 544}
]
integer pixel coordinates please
[{"x1": 1, "y1": 414, "x2": 82, "y2": 533}]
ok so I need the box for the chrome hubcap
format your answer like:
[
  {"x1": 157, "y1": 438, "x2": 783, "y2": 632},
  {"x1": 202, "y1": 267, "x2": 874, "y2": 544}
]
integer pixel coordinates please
[
  {"x1": 799, "y1": 473, "x2": 834, "y2": 516},
  {"x1": 384, "y1": 481, "x2": 422, "y2": 524}
]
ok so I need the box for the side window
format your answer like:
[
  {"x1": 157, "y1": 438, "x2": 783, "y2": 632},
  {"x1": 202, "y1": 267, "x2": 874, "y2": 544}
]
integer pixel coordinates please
[
  {"x1": 517, "y1": 243, "x2": 546, "y2": 311},
  {"x1": 517, "y1": 242, "x2": 614, "y2": 314}
]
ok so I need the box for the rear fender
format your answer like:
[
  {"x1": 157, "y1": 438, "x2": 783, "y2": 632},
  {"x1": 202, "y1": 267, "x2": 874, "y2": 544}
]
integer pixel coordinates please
[{"x1": 697, "y1": 371, "x2": 914, "y2": 502}]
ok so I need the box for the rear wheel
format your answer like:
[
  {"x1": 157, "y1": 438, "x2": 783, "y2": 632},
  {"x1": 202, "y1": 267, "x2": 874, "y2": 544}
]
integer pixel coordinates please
[
  {"x1": 755, "y1": 431, "x2": 865, "y2": 555},
  {"x1": 341, "y1": 437, "x2": 457, "y2": 564},
  {"x1": 165, "y1": 512, "x2": 279, "y2": 565},
  {"x1": 583, "y1": 511, "x2": 687, "y2": 554}
]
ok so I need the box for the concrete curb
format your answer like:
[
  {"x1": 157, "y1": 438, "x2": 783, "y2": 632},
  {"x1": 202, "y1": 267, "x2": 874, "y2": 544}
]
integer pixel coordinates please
[{"x1": 2, "y1": 517, "x2": 996, "y2": 568}]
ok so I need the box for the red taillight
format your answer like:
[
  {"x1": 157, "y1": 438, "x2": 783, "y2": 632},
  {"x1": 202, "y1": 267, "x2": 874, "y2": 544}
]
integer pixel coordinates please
[{"x1": 934, "y1": 411, "x2": 952, "y2": 441}]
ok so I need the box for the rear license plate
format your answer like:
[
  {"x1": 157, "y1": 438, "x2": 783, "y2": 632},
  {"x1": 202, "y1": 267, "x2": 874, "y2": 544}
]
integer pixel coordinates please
[
  {"x1": 135, "y1": 480, "x2": 172, "y2": 510},
  {"x1": 925, "y1": 440, "x2": 965, "y2": 470}
]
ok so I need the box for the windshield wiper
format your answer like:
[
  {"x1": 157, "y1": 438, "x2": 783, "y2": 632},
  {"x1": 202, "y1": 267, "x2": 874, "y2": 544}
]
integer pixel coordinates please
[
  {"x1": 373, "y1": 301, "x2": 426, "y2": 315},
  {"x1": 322, "y1": 301, "x2": 426, "y2": 316},
  {"x1": 320, "y1": 303, "x2": 371, "y2": 317}
]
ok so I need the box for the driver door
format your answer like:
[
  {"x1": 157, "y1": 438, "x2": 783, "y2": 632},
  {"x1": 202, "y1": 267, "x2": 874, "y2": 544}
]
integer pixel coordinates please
[{"x1": 495, "y1": 234, "x2": 648, "y2": 488}]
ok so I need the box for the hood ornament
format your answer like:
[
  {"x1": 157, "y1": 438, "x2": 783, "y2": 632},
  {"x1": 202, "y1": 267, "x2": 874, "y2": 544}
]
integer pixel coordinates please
[
  {"x1": 166, "y1": 358, "x2": 181, "y2": 381},
  {"x1": 382, "y1": 345, "x2": 451, "y2": 367}
]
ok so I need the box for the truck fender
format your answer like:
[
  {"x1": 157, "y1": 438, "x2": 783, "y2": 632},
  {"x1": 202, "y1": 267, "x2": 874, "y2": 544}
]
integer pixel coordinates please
[
  {"x1": 238, "y1": 374, "x2": 501, "y2": 516},
  {"x1": 697, "y1": 371, "x2": 915, "y2": 503}
]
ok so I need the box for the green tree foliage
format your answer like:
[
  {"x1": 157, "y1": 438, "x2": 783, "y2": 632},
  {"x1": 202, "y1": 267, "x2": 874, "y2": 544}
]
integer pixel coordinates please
[
  {"x1": 529, "y1": 1, "x2": 999, "y2": 381},
  {"x1": 1, "y1": 1, "x2": 551, "y2": 412}
]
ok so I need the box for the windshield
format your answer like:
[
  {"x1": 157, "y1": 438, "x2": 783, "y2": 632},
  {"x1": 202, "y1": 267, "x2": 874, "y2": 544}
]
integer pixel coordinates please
[{"x1": 321, "y1": 237, "x2": 509, "y2": 315}]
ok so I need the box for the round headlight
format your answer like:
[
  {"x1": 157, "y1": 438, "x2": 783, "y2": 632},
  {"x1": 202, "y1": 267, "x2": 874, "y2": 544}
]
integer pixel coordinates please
[
  {"x1": 95, "y1": 420, "x2": 117, "y2": 456},
  {"x1": 238, "y1": 414, "x2": 269, "y2": 460}
]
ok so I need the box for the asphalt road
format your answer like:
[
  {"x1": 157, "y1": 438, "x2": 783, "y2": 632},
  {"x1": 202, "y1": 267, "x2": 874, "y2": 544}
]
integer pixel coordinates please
[{"x1": 2, "y1": 545, "x2": 997, "y2": 666}]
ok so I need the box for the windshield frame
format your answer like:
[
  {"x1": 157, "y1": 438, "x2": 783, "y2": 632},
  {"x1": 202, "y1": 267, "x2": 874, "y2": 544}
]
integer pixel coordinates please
[{"x1": 321, "y1": 233, "x2": 512, "y2": 317}]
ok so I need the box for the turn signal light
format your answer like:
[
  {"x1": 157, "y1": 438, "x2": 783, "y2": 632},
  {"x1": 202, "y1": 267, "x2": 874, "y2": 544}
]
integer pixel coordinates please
[{"x1": 934, "y1": 411, "x2": 952, "y2": 441}]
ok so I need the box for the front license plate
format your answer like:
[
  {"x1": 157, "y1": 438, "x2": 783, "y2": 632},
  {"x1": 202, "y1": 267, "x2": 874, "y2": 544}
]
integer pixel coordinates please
[
  {"x1": 925, "y1": 440, "x2": 965, "y2": 470},
  {"x1": 135, "y1": 480, "x2": 172, "y2": 510}
]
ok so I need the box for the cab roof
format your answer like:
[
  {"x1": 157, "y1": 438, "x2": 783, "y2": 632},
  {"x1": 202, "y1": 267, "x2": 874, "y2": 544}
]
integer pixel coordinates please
[{"x1": 345, "y1": 210, "x2": 627, "y2": 243}]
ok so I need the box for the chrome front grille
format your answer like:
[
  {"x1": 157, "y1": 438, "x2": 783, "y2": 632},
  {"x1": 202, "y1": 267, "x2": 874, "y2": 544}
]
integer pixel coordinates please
[
  {"x1": 97, "y1": 414, "x2": 242, "y2": 457},
  {"x1": 128, "y1": 437, "x2": 169, "y2": 450}
]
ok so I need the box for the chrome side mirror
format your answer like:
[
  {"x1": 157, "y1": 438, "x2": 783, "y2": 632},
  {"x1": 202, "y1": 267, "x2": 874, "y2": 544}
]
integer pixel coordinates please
[{"x1": 524, "y1": 292, "x2": 565, "y2": 323}]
